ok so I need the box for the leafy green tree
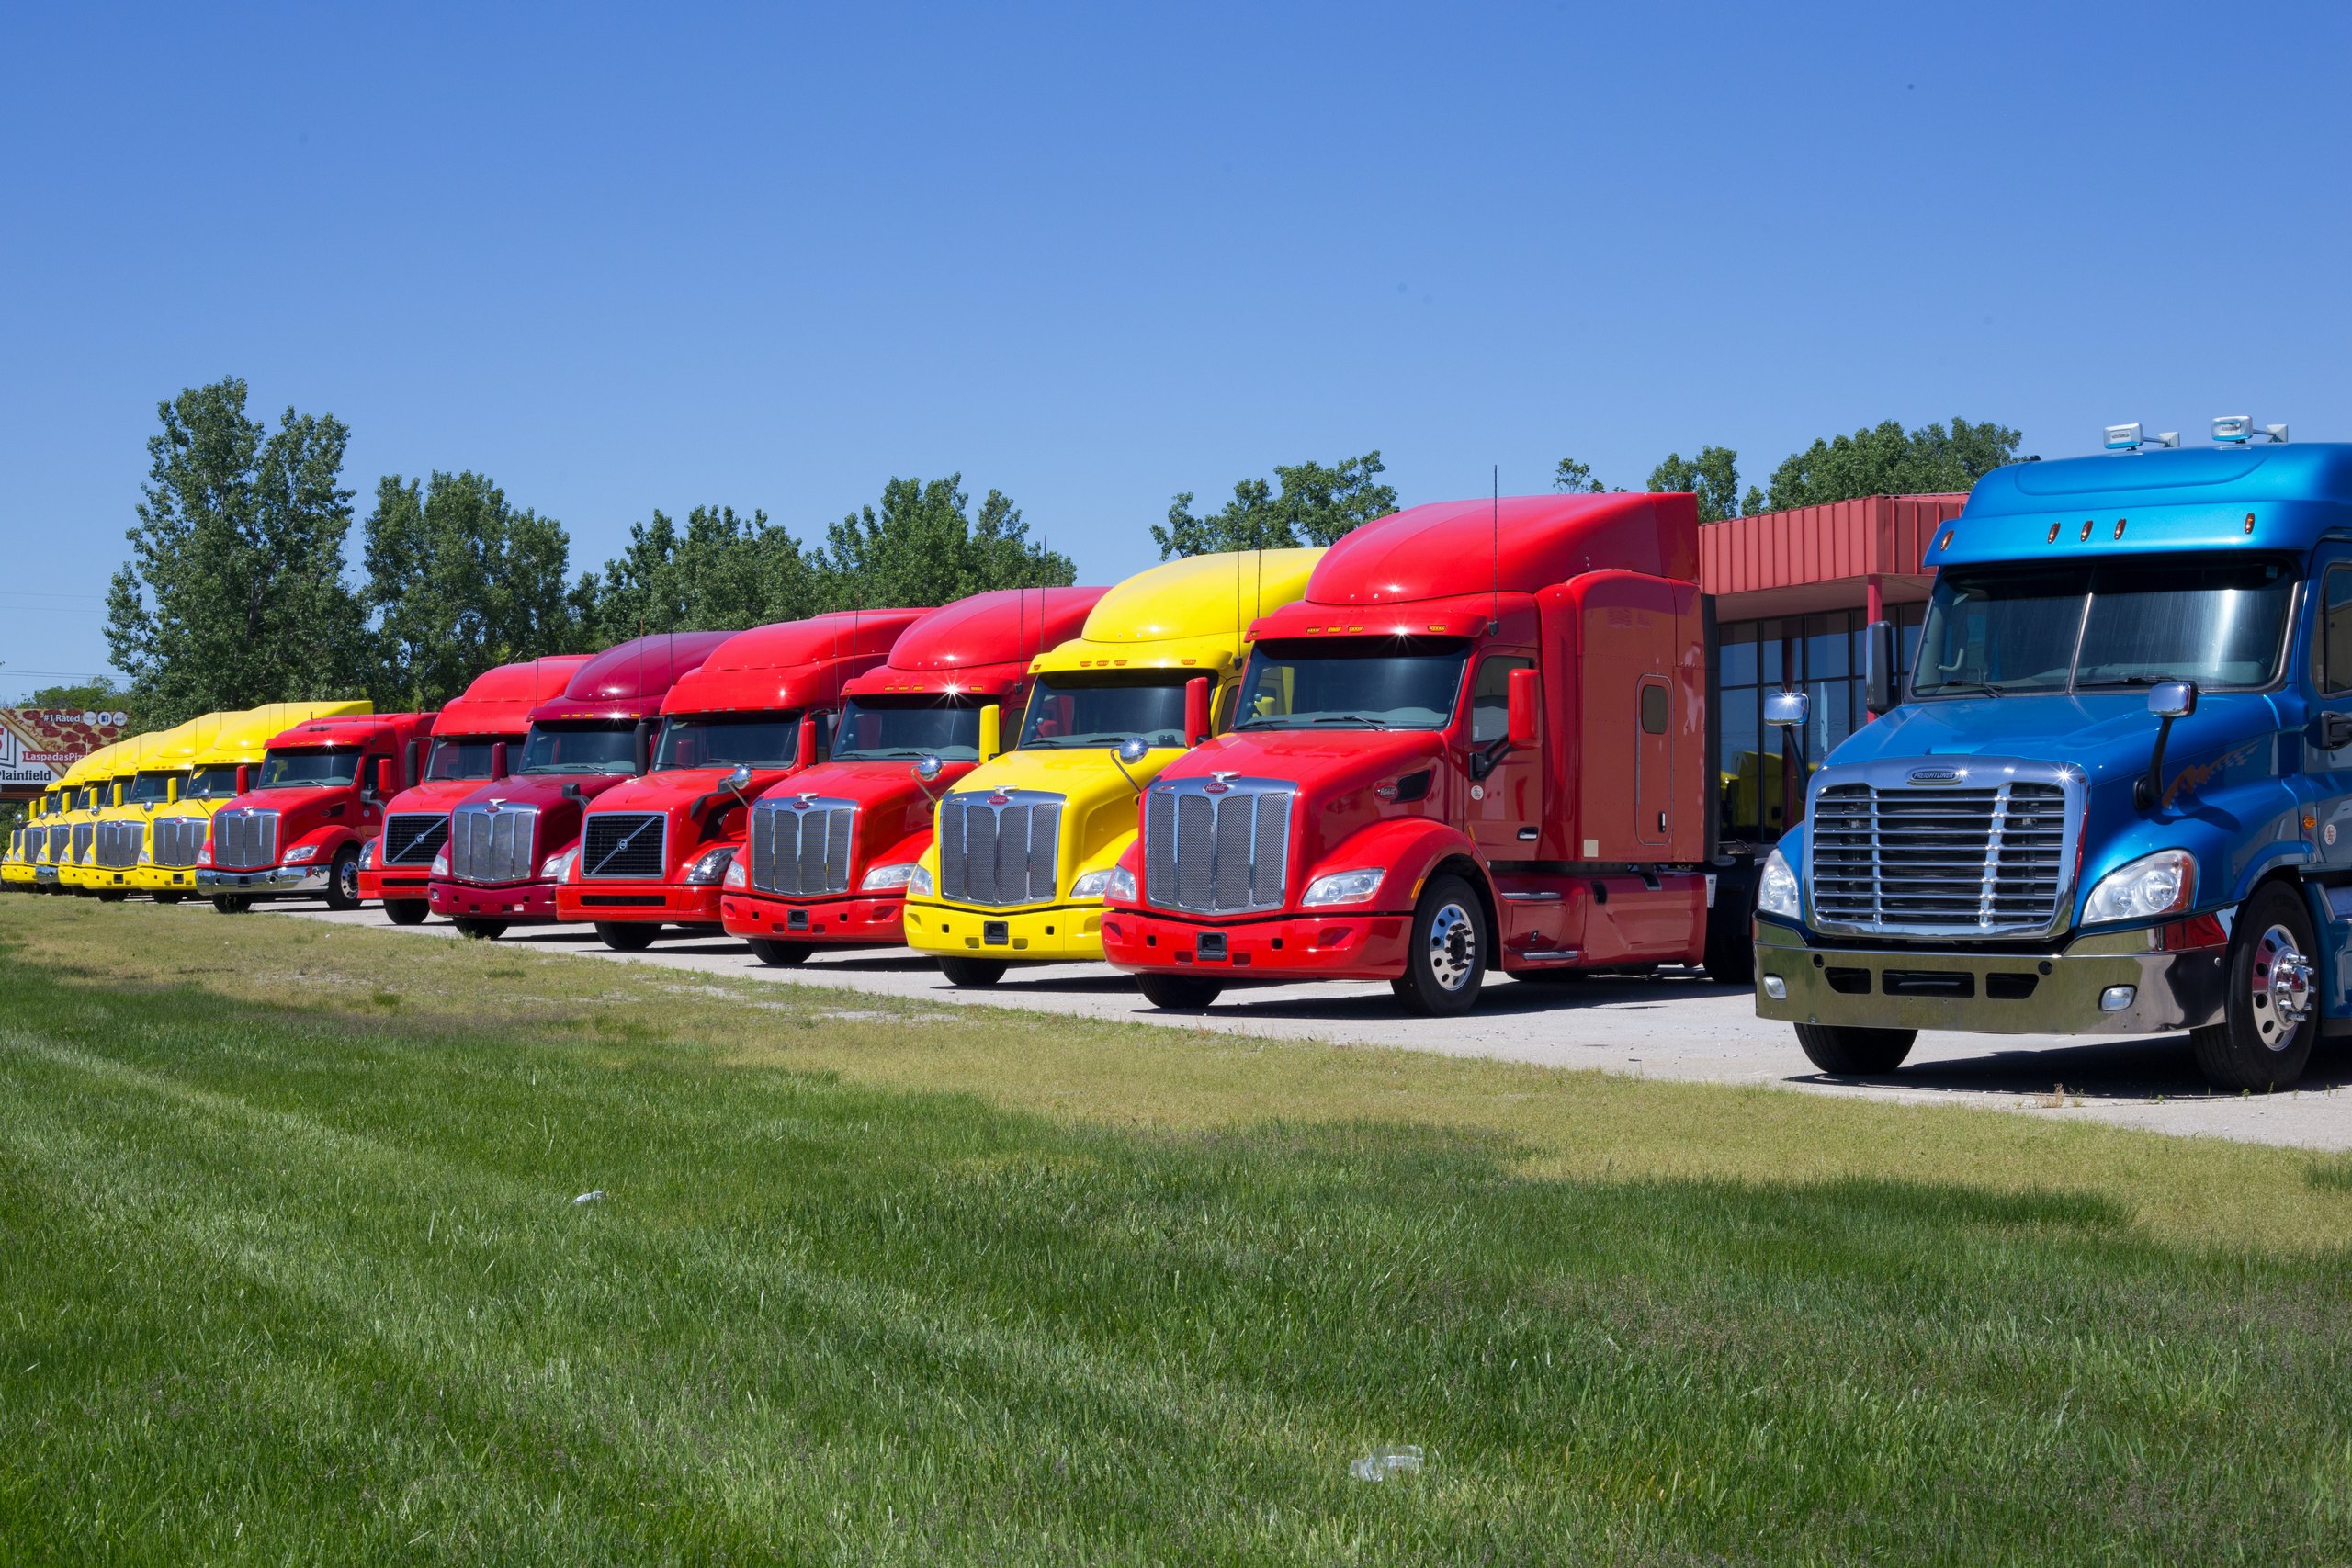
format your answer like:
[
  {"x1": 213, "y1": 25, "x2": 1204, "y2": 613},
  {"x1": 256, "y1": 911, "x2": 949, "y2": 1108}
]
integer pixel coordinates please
[
  {"x1": 816, "y1": 476, "x2": 1072, "y2": 608},
  {"x1": 1647, "y1": 446, "x2": 1748, "y2": 525},
  {"x1": 362, "y1": 471, "x2": 578, "y2": 710},
  {"x1": 1153, "y1": 453, "x2": 1397, "y2": 558},
  {"x1": 105, "y1": 378, "x2": 368, "y2": 726},
  {"x1": 1765, "y1": 417, "x2": 2025, "y2": 511},
  {"x1": 571, "y1": 506, "x2": 820, "y2": 648},
  {"x1": 1552, "y1": 458, "x2": 1606, "y2": 494}
]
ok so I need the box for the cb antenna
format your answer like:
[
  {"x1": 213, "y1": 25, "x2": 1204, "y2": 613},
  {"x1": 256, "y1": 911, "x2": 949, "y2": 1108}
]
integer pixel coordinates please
[{"x1": 1488, "y1": 465, "x2": 1500, "y2": 635}]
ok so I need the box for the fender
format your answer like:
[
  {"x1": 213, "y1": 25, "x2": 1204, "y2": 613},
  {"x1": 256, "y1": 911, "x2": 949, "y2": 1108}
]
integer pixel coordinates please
[
  {"x1": 286, "y1": 826, "x2": 363, "y2": 865},
  {"x1": 1304, "y1": 816, "x2": 1488, "y2": 915}
]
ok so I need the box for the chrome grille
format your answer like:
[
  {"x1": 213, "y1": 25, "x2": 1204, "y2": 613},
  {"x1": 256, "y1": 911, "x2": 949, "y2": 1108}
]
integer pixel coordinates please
[
  {"x1": 582, "y1": 812, "x2": 665, "y2": 880},
  {"x1": 449, "y1": 804, "x2": 538, "y2": 884},
  {"x1": 213, "y1": 809, "x2": 279, "y2": 870},
  {"x1": 383, "y1": 812, "x2": 450, "y2": 867},
  {"x1": 46, "y1": 825, "x2": 68, "y2": 862},
  {"x1": 937, "y1": 790, "x2": 1062, "y2": 907},
  {"x1": 1806, "y1": 765, "x2": 2078, "y2": 938},
  {"x1": 749, "y1": 796, "x2": 856, "y2": 896},
  {"x1": 152, "y1": 817, "x2": 207, "y2": 868},
  {"x1": 95, "y1": 820, "x2": 144, "y2": 869},
  {"x1": 1144, "y1": 779, "x2": 1293, "y2": 915},
  {"x1": 72, "y1": 823, "x2": 95, "y2": 863}
]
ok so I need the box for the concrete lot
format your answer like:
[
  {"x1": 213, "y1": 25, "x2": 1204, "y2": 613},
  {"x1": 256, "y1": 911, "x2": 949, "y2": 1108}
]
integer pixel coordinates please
[{"x1": 276, "y1": 904, "x2": 2352, "y2": 1151}]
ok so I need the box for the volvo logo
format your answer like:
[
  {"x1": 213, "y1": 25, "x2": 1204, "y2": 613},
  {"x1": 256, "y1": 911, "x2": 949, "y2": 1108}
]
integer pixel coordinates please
[{"x1": 1907, "y1": 768, "x2": 1962, "y2": 784}]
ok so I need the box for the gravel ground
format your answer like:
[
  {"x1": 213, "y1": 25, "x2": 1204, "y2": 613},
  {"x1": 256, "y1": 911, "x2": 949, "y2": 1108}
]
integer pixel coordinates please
[{"x1": 275, "y1": 904, "x2": 2352, "y2": 1151}]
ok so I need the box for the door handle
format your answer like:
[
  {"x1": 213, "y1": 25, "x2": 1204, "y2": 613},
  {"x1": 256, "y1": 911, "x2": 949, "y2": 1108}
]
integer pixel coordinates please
[{"x1": 2322, "y1": 712, "x2": 2352, "y2": 751}]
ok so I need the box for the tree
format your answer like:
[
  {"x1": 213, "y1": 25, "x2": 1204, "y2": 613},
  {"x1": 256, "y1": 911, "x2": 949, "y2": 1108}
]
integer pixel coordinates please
[
  {"x1": 1552, "y1": 458, "x2": 1606, "y2": 494},
  {"x1": 816, "y1": 476, "x2": 1073, "y2": 608},
  {"x1": 1154, "y1": 453, "x2": 1397, "y2": 558},
  {"x1": 105, "y1": 378, "x2": 368, "y2": 726},
  {"x1": 571, "y1": 506, "x2": 820, "y2": 648},
  {"x1": 362, "y1": 471, "x2": 579, "y2": 710},
  {"x1": 1647, "y1": 446, "x2": 1748, "y2": 525},
  {"x1": 1765, "y1": 417, "x2": 2025, "y2": 511}
]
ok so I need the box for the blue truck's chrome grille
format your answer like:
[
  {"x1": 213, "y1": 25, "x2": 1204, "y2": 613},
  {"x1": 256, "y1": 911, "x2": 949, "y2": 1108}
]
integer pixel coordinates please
[
  {"x1": 1144, "y1": 779, "x2": 1294, "y2": 916},
  {"x1": 1807, "y1": 765, "x2": 2077, "y2": 939}
]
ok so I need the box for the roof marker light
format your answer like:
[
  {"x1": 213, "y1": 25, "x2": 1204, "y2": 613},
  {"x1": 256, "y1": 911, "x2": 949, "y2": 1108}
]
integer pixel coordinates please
[
  {"x1": 2245, "y1": 513, "x2": 2257, "y2": 535},
  {"x1": 2105, "y1": 423, "x2": 2180, "y2": 453},
  {"x1": 2046, "y1": 524, "x2": 2061, "y2": 544},
  {"x1": 1939, "y1": 530, "x2": 1955, "y2": 550},
  {"x1": 2212, "y1": 416, "x2": 2290, "y2": 445},
  {"x1": 2114, "y1": 518, "x2": 2127, "y2": 539},
  {"x1": 2079, "y1": 520, "x2": 2094, "y2": 542}
]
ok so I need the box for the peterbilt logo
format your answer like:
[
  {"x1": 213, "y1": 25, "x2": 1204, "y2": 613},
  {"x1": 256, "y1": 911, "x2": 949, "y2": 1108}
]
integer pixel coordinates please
[
  {"x1": 1907, "y1": 768, "x2": 1962, "y2": 784},
  {"x1": 1204, "y1": 771, "x2": 1238, "y2": 795},
  {"x1": 793, "y1": 793, "x2": 818, "y2": 811},
  {"x1": 986, "y1": 792, "x2": 1012, "y2": 807},
  {"x1": 483, "y1": 797, "x2": 504, "y2": 813}
]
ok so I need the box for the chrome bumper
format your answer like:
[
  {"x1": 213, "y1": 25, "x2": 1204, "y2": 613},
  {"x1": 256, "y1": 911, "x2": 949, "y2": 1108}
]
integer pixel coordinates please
[
  {"x1": 1751, "y1": 919, "x2": 2227, "y2": 1035},
  {"x1": 33, "y1": 866, "x2": 57, "y2": 886},
  {"x1": 197, "y1": 866, "x2": 330, "y2": 896}
]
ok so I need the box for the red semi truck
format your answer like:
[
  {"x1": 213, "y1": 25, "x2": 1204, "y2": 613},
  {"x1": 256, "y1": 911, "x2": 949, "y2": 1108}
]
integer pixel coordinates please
[
  {"x1": 1102, "y1": 492, "x2": 1748, "y2": 1013},
  {"x1": 359, "y1": 655, "x2": 591, "y2": 925},
  {"x1": 197, "y1": 711, "x2": 436, "y2": 913},
  {"x1": 555, "y1": 610, "x2": 924, "y2": 951},
  {"x1": 427, "y1": 632, "x2": 735, "y2": 938},
  {"x1": 718, "y1": 586, "x2": 1106, "y2": 965}
]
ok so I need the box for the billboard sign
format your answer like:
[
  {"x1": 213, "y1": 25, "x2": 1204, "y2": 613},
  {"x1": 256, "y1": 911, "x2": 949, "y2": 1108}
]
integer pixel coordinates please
[{"x1": 0, "y1": 708, "x2": 127, "y2": 786}]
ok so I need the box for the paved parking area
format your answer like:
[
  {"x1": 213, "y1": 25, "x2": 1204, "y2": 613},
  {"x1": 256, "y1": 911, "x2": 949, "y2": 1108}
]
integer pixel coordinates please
[{"x1": 276, "y1": 905, "x2": 2352, "y2": 1151}]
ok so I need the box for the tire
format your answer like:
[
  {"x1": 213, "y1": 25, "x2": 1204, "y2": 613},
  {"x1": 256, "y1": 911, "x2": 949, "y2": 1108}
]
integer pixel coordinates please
[
  {"x1": 96, "y1": 889, "x2": 128, "y2": 903},
  {"x1": 323, "y1": 847, "x2": 363, "y2": 911},
  {"x1": 153, "y1": 892, "x2": 186, "y2": 906},
  {"x1": 2190, "y1": 880, "x2": 2319, "y2": 1091},
  {"x1": 453, "y1": 918, "x2": 508, "y2": 941},
  {"x1": 210, "y1": 895, "x2": 254, "y2": 915},
  {"x1": 748, "y1": 938, "x2": 812, "y2": 967},
  {"x1": 596, "y1": 921, "x2": 659, "y2": 952},
  {"x1": 1512, "y1": 967, "x2": 1588, "y2": 986},
  {"x1": 384, "y1": 898, "x2": 429, "y2": 927},
  {"x1": 938, "y1": 955, "x2": 1008, "y2": 987},
  {"x1": 1793, "y1": 1022, "x2": 1917, "y2": 1076},
  {"x1": 1390, "y1": 873, "x2": 1488, "y2": 1016},
  {"x1": 1703, "y1": 873, "x2": 1756, "y2": 986},
  {"x1": 1137, "y1": 974, "x2": 1222, "y2": 1010}
]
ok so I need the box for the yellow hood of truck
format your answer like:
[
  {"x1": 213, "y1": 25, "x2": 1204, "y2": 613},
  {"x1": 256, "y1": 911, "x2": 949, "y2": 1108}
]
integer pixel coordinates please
[{"x1": 923, "y1": 744, "x2": 1179, "y2": 897}]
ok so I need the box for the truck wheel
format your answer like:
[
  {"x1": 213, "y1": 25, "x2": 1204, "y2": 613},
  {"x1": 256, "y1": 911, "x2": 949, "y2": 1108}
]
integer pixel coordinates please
[
  {"x1": 154, "y1": 892, "x2": 186, "y2": 906},
  {"x1": 2190, "y1": 881, "x2": 2318, "y2": 1091},
  {"x1": 938, "y1": 956, "x2": 1007, "y2": 987},
  {"x1": 1703, "y1": 874, "x2": 1756, "y2": 986},
  {"x1": 1391, "y1": 874, "x2": 1487, "y2": 1016},
  {"x1": 96, "y1": 889, "x2": 128, "y2": 903},
  {"x1": 596, "y1": 922, "x2": 660, "y2": 953},
  {"x1": 384, "y1": 899, "x2": 429, "y2": 927},
  {"x1": 324, "y1": 848, "x2": 363, "y2": 911},
  {"x1": 453, "y1": 918, "x2": 508, "y2": 941},
  {"x1": 748, "y1": 938, "x2": 812, "y2": 967},
  {"x1": 1793, "y1": 1022, "x2": 1917, "y2": 1076},
  {"x1": 210, "y1": 895, "x2": 254, "y2": 914},
  {"x1": 1137, "y1": 974, "x2": 1222, "y2": 1010}
]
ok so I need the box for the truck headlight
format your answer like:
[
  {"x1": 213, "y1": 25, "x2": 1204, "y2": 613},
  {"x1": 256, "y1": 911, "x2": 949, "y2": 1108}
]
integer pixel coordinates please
[
  {"x1": 1756, "y1": 848, "x2": 1800, "y2": 920},
  {"x1": 359, "y1": 839, "x2": 377, "y2": 869},
  {"x1": 539, "y1": 847, "x2": 576, "y2": 882},
  {"x1": 1069, "y1": 869, "x2": 1114, "y2": 900},
  {"x1": 1302, "y1": 868, "x2": 1383, "y2": 907},
  {"x1": 906, "y1": 863, "x2": 933, "y2": 897},
  {"x1": 2081, "y1": 849, "x2": 2195, "y2": 925},
  {"x1": 723, "y1": 854, "x2": 748, "y2": 890},
  {"x1": 683, "y1": 846, "x2": 736, "y2": 886},
  {"x1": 196, "y1": 843, "x2": 213, "y2": 867},
  {"x1": 860, "y1": 862, "x2": 919, "y2": 892},
  {"x1": 431, "y1": 846, "x2": 450, "y2": 877},
  {"x1": 1107, "y1": 863, "x2": 1137, "y2": 903},
  {"x1": 283, "y1": 843, "x2": 320, "y2": 864}
]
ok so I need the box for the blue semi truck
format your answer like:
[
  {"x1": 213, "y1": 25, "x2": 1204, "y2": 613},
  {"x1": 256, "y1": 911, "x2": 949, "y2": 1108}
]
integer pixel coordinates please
[{"x1": 1753, "y1": 420, "x2": 2352, "y2": 1091}]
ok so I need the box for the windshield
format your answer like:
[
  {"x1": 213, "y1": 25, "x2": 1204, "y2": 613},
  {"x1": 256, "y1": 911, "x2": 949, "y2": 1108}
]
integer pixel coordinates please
[
  {"x1": 127, "y1": 771, "x2": 177, "y2": 805},
  {"x1": 259, "y1": 750, "x2": 362, "y2": 789},
  {"x1": 187, "y1": 765, "x2": 242, "y2": 799},
  {"x1": 654, "y1": 712, "x2": 805, "y2": 771},
  {"x1": 1914, "y1": 556, "x2": 2296, "y2": 696},
  {"x1": 1235, "y1": 639, "x2": 1470, "y2": 730},
  {"x1": 518, "y1": 721, "x2": 638, "y2": 775},
  {"x1": 425, "y1": 738, "x2": 503, "y2": 782},
  {"x1": 1019, "y1": 673, "x2": 1192, "y2": 750},
  {"x1": 832, "y1": 697, "x2": 985, "y2": 761}
]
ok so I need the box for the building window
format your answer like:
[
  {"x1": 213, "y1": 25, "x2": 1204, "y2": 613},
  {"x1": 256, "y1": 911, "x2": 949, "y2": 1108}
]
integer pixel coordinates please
[{"x1": 1713, "y1": 605, "x2": 1924, "y2": 845}]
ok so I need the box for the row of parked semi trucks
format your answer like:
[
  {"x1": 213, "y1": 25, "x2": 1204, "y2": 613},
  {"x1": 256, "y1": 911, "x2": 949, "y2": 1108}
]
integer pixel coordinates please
[{"x1": 14, "y1": 434, "x2": 2352, "y2": 1092}]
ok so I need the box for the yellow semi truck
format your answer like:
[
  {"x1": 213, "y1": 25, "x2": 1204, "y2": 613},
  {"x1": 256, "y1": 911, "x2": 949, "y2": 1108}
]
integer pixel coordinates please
[
  {"x1": 3, "y1": 786, "x2": 56, "y2": 891},
  {"x1": 77, "y1": 716, "x2": 234, "y2": 903},
  {"x1": 27, "y1": 769, "x2": 83, "y2": 892},
  {"x1": 141, "y1": 702, "x2": 371, "y2": 897},
  {"x1": 57, "y1": 740, "x2": 134, "y2": 896},
  {"x1": 902, "y1": 547, "x2": 1322, "y2": 986}
]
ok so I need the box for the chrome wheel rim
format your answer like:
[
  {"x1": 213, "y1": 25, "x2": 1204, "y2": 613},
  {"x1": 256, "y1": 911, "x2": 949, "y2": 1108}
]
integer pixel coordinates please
[
  {"x1": 1425, "y1": 901, "x2": 1478, "y2": 992},
  {"x1": 2250, "y1": 922, "x2": 2314, "y2": 1051},
  {"x1": 339, "y1": 861, "x2": 360, "y2": 903}
]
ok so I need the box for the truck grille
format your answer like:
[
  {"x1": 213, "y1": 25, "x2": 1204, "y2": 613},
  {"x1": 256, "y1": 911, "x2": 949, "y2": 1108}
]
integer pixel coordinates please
[
  {"x1": 383, "y1": 811, "x2": 450, "y2": 867},
  {"x1": 213, "y1": 809, "x2": 279, "y2": 870},
  {"x1": 46, "y1": 825, "x2": 68, "y2": 862},
  {"x1": 937, "y1": 790, "x2": 1062, "y2": 907},
  {"x1": 749, "y1": 796, "x2": 856, "y2": 896},
  {"x1": 582, "y1": 812, "x2": 665, "y2": 880},
  {"x1": 152, "y1": 817, "x2": 207, "y2": 868},
  {"x1": 1807, "y1": 770, "x2": 2078, "y2": 938},
  {"x1": 1144, "y1": 779, "x2": 1294, "y2": 915},
  {"x1": 449, "y1": 804, "x2": 538, "y2": 884},
  {"x1": 94, "y1": 821, "x2": 144, "y2": 869},
  {"x1": 72, "y1": 823, "x2": 95, "y2": 863}
]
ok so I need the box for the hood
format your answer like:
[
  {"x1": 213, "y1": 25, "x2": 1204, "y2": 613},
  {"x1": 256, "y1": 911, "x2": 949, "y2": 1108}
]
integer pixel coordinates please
[
  {"x1": 224, "y1": 784, "x2": 348, "y2": 818},
  {"x1": 381, "y1": 777, "x2": 500, "y2": 818},
  {"x1": 751, "y1": 757, "x2": 967, "y2": 879},
  {"x1": 1160, "y1": 728, "x2": 1446, "y2": 799},
  {"x1": 450, "y1": 773, "x2": 639, "y2": 814},
  {"x1": 1834, "y1": 692, "x2": 2277, "y2": 790},
  {"x1": 944, "y1": 745, "x2": 1185, "y2": 875},
  {"x1": 587, "y1": 762, "x2": 804, "y2": 820}
]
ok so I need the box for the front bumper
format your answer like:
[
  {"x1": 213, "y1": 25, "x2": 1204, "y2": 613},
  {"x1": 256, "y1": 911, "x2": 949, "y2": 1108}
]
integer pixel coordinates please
[
  {"x1": 1102, "y1": 905, "x2": 1413, "y2": 980},
  {"x1": 1750, "y1": 919, "x2": 2228, "y2": 1035},
  {"x1": 556, "y1": 879, "x2": 722, "y2": 926},
  {"x1": 429, "y1": 877, "x2": 560, "y2": 920},
  {"x1": 903, "y1": 898, "x2": 1107, "y2": 963},
  {"x1": 34, "y1": 864, "x2": 60, "y2": 886},
  {"x1": 722, "y1": 889, "x2": 905, "y2": 947},
  {"x1": 198, "y1": 865, "x2": 331, "y2": 897},
  {"x1": 358, "y1": 868, "x2": 432, "y2": 906},
  {"x1": 127, "y1": 864, "x2": 201, "y2": 893}
]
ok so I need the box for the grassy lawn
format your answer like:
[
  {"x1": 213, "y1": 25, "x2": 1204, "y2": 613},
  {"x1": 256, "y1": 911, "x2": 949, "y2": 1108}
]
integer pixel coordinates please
[{"x1": 4, "y1": 897, "x2": 2351, "y2": 1562}]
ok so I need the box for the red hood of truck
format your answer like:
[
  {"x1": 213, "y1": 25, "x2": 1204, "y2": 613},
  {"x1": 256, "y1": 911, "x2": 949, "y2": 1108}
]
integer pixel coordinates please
[
  {"x1": 587, "y1": 763, "x2": 808, "y2": 821},
  {"x1": 381, "y1": 778, "x2": 496, "y2": 818},
  {"x1": 1160, "y1": 729, "x2": 1448, "y2": 799},
  {"x1": 219, "y1": 784, "x2": 350, "y2": 819},
  {"x1": 758, "y1": 757, "x2": 975, "y2": 811},
  {"x1": 448, "y1": 773, "x2": 638, "y2": 814}
]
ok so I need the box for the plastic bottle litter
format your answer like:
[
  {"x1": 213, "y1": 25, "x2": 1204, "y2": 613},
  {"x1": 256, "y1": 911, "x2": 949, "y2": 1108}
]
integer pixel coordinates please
[
  {"x1": 1350, "y1": 1445, "x2": 1424, "y2": 1482},
  {"x1": 571, "y1": 1190, "x2": 606, "y2": 1205}
]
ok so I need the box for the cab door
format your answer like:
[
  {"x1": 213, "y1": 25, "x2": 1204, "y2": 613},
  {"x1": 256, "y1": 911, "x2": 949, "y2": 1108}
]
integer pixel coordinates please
[
  {"x1": 1467, "y1": 654, "x2": 1541, "y2": 859},
  {"x1": 2306, "y1": 558, "x2": 2352, "y2": 871}
]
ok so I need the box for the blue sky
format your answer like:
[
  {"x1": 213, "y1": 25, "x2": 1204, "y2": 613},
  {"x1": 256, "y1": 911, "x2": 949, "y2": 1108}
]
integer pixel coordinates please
[{"x1": 3, "y1": 1, "x2": 2346, "y2": 701}]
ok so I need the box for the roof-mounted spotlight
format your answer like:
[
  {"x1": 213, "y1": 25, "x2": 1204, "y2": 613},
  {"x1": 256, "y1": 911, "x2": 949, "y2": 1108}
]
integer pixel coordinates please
[
  {"x1": 2104, "y1": 423, "x2": 2179, "y2": 453},
  {"x1": 2212, "y1": 416, "x2": 2290, "y2": 445}
]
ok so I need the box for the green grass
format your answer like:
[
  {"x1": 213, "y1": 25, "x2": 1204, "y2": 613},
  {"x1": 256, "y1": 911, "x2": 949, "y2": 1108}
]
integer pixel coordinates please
[{"x1": 4, "y1": 899, "x2": 2352, "y2": 1562}]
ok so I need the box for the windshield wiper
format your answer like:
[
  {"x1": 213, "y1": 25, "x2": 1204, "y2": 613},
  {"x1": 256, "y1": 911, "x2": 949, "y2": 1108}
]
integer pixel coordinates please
[
  {"x1": 1916, "y1": 681, "x2": 2010, "y2": 699},
  {"x1": 2075, "y1": 673, "x2": 2180, "y2": 690},
  {"x1": 1307, "y1": 713, "x2": 1394, "y2": 728}
]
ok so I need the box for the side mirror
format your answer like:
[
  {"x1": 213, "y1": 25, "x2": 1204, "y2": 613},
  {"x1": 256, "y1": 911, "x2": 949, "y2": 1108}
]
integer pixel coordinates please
[
  {"x1": 1117, "y1": 736, "x2": 1151, "y2": 765},
  {"x1": 914, "y1": 755, "x2": 944, "y2": 783},
  {"x1": 977, "y1": 703, "x2": 1001, "y2": 762},
  {"x1": 165, "y1": 777, "x2": 180, "y2": 804},
  {"x1": 1764, "y1": 690, "x2": 1811, "y2": 728},
  {"x1": 631, "y1": 720, "x2": 652, "y2": 776},
  {"x1": 490, "y1": 741, "x2": 509, "y2": 782},
  {"x1": 234, "y1": 764, "x2": 251, "y2": 795},
  {"x1": 2136, "y1": 680, "x2": 2199, "y2": 811},
  {"x1": 1183, "y1": 676, "x2": 1212, "y2": 746},
  {"x1": 794, "y1": 712, "x2": 819, "y2": 771},
  {"x1": 2147, "y1": 680, "x2": 2198, "y2": 720},
  {"x1": 729, "y1": 763, "x2": 754, "y2": 797},
  {"x1": 374, "y1": 756, "x2": 396, "y2": 797},
  {"x1": 1506, "y1": 668, "x2": 1540, "y2": 750},
  {"x1": 1863, "y1": 619, "x2": 1897, "y2": 716},
  {"x1": 403, "y1": 739, "x2": 422, "y2": 790}
]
